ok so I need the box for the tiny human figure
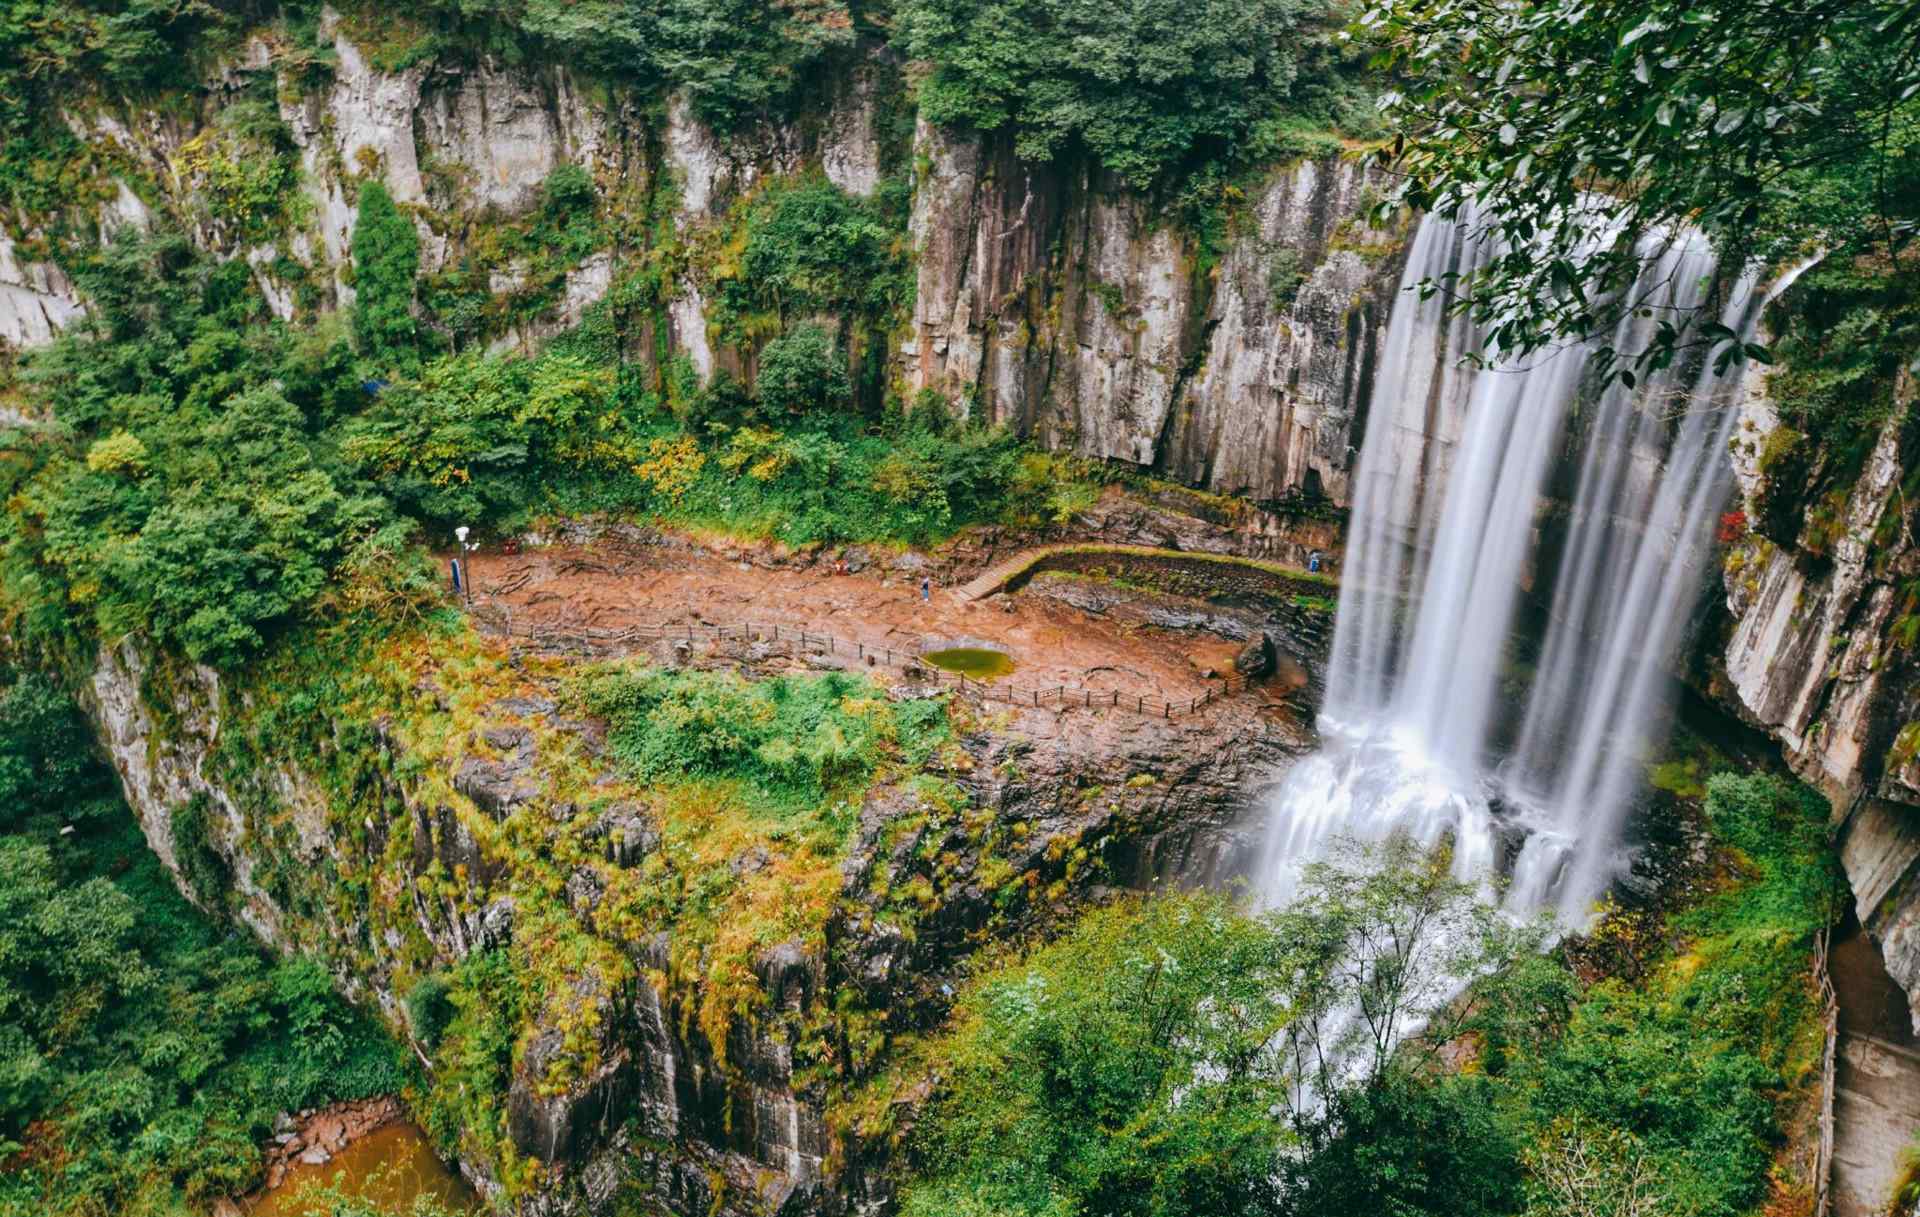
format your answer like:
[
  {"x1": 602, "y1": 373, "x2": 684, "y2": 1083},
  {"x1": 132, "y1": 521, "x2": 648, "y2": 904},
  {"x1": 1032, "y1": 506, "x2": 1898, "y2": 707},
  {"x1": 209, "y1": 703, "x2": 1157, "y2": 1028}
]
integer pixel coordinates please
[
  {"x1": 920, "y1": 576, "x2": 931, "y2": 603},
  {"x1": 1307, "y1": 549, "x2": 1323, "y2": 573}
]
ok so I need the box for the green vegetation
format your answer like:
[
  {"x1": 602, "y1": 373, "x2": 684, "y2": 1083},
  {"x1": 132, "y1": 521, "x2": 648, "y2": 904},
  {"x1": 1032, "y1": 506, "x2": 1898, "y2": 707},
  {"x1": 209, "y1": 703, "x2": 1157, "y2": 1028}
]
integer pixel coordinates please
[
  {"x1": 420, "y1": 0, "x2": 861, "y2": 131},
  {"x1": 1755, "y1": 255, "x2": 1920, "y2": 541},
  {"x1": 0, "y1": 1, "x2": 230, "y2": 219},
  {"x1": 707, "y1": 175, "x2": 909, "y2": 344},
  {"x1": 580, "y1": 663, "x2": 950, "y2": 823},
  {"x1": 899, "y1": 0, "x2": 1379, "y2": 192},
  {"x1": 1368, "y1": 0, "x2": 1920, "y2": 380},
  {"x1": 0, "y1": 227, "x2": 1100, "y2": 670},
  {"x1": 900, "y1": 891, "x2": 1299, "y2": 1217},
  {"x1": 0, "y1": 673, "x2": 407, "y2": 1217},
  {"x1": 1494, "y1": 773, "x2": 1844, "y2": 1215},
  {"x1": 902, "y1": 841, "x2": 1552, "y2": 1217},
  {"x1": 902, "y1": 772, "x2": 1844, "y2": 1217},
  {"x1": 352, "y1": 181, "x2": 422, "y2": 368},
  {"x1": 2, "y1": 233, "x2": 417, "y2": 668}
]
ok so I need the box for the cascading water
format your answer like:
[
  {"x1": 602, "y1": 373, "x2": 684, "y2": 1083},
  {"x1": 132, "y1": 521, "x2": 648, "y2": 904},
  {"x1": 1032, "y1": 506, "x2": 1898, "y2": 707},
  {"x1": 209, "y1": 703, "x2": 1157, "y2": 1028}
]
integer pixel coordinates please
[{"x1": 1257, "y1": 212, "x2": 1804, "y2": 922}]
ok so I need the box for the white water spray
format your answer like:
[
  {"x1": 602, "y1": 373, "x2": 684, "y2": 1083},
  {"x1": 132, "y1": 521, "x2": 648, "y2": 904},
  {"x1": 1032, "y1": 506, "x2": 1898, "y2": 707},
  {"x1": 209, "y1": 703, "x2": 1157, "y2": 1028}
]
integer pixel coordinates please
[{"x1": 1258, "y1": 214, "x2": 1806, "y2": 921}]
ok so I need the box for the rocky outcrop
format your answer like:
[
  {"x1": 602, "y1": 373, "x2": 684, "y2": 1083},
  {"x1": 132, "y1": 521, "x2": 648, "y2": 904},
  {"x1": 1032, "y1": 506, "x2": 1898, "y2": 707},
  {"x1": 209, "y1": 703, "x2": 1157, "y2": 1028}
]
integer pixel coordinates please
[
  {"x1": 6, "y1": 16, "x2": 1397, "y2": 511},
  {"x1": 78, "y1": 600, "x2": 1310, "y2": 1216},
  {"x1": 0, "y1": 232, "x2": 86, "y2": 348},
  {"x1": 906, "y1": 125, "x2": 1406, "y2": 504},
  {"x1": 1712, "y1": 365, "x2": 1920, "y2": 1029}
]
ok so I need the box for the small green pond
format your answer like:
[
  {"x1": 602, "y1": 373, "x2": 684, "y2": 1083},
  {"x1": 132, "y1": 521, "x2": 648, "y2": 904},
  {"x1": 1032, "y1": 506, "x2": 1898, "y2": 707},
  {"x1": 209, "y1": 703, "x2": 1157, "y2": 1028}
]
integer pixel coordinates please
[{"x1": 922, "y1": 647, "x2": 1017, "y2": 680}]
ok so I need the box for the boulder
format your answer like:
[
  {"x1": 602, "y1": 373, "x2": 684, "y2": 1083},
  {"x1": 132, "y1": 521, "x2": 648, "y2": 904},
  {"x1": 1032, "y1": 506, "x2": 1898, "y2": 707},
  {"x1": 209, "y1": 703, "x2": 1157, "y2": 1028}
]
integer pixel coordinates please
[
  {"x1": 1234, "y1": 632, "x2": 1278, "y2": 680},
  {"x1": 593, "y1": 802, "x2": 658, "y2": 867},
  {"x1": 453, "y1": 725, "x2": 541, "y2": 818}
]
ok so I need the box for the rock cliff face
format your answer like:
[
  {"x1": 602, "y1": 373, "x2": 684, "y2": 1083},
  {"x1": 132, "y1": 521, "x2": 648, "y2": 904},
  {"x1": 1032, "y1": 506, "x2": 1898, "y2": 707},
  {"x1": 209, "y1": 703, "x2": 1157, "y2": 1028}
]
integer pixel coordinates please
[
  {"x1": 79, "y1": 592, "x2": 1309, "y2": 1215},
  {"x1": 907, "y1": 131, "x2": 1404, "y2": 503},
  {"x1": 1711, "y1": 364, "x2": 1920, "y2": 1028},
  {"x1": 2, "y1": 13, "x2": 1400, "y2": 508}
]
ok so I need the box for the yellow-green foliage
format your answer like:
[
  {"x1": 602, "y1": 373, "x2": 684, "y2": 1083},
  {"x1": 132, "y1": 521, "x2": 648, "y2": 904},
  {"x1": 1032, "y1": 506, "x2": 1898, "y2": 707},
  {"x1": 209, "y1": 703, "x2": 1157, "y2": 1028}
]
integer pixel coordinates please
[
  {"x1": 199, "y1": 603, "x2": 966, "y2": 1192},
  {"x1": 1497, "y1": 773, "x2": 1846, "y2": 1217}
]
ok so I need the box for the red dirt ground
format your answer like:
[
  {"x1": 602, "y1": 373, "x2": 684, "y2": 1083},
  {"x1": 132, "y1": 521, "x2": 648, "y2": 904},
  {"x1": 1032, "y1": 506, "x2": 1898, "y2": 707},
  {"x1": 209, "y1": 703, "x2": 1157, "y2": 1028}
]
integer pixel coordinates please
[{"x1": 462, "y1": 540, "x2": 1241, "y2": 705}]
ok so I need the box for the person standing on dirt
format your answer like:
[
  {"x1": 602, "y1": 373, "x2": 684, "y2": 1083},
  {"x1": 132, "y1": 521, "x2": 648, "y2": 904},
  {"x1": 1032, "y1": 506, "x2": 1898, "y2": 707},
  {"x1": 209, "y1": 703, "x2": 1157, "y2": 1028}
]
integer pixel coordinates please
[{"x1": 920, "y1": 575, "x2": 931, "y2": 604}]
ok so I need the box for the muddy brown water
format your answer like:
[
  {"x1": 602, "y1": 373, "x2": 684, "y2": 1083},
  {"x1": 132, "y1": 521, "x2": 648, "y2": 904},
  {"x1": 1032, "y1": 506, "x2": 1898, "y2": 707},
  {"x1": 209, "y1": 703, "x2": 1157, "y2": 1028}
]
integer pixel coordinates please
[{"x1": 245, "y1": 1122, "x2": 479, "y2": 1217}]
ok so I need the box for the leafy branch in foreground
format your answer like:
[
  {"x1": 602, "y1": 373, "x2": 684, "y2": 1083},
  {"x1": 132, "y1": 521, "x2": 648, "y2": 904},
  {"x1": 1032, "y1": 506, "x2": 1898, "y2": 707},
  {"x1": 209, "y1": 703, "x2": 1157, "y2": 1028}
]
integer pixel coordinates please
[{"x1": 1364, "y1": 0, "x2": 1920, "y2": 379}]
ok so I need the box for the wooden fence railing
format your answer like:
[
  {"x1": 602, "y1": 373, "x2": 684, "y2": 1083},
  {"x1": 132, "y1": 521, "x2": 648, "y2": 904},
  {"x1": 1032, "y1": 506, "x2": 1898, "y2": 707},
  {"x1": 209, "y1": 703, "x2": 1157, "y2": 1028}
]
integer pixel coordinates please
[
  {"x1": 478, "y1": 611, "x2": 1248, "y2": 719},
  {"x1": 1814, "y1": 925, "x2": 1839, "y2": 1217}
]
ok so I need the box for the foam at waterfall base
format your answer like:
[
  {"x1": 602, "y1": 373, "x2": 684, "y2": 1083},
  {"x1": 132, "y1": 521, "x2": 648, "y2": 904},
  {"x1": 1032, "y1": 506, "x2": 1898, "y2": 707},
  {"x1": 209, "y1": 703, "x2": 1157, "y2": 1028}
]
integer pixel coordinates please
[{"x1": 1257, "y1": 715, "x2": 1615, "y2": 921}]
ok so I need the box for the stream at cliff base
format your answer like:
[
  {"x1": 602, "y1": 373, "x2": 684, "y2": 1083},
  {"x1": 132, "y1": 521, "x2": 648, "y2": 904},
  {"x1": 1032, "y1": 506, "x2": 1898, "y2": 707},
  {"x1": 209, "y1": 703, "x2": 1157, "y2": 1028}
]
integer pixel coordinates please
[{"x1": 245, "y1": 1123, "x2": 480, "y2": 1217}]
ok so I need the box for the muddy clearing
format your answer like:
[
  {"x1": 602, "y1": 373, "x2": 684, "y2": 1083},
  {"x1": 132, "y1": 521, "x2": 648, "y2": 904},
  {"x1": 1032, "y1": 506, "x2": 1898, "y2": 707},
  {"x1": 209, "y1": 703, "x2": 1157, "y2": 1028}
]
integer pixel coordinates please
[{"x1": 463, "y1": 540, "x2": 1248, "y2": 708}]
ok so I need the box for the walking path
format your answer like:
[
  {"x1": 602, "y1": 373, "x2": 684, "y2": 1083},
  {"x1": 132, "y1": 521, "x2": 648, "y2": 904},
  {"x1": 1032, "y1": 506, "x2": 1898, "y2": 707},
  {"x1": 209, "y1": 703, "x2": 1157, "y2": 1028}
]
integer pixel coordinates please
[
  {"x1": 954, "y1": 542, "x2": 1341, "y2": 602},
  {"x1": 1829, "y1": 926, "x2": 1920, "y2": 1216},
  {"x1": 463, "y1": 541, "x2": 1272, "y2": 718}
]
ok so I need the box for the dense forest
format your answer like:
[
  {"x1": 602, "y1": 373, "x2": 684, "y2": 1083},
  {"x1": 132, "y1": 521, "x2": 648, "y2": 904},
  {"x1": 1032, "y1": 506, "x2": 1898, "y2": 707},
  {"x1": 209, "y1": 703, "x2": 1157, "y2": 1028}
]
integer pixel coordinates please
[{"x1": 0, "y1": 0, "x2": 1916, "y2": 1215}]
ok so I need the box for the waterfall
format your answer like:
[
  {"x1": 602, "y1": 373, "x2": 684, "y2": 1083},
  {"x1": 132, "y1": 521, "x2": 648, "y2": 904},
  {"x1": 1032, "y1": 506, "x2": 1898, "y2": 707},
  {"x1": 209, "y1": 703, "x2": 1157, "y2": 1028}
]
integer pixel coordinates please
[{"x1": 1258, "y1": 212, "x2": 1800, "y2": 922}]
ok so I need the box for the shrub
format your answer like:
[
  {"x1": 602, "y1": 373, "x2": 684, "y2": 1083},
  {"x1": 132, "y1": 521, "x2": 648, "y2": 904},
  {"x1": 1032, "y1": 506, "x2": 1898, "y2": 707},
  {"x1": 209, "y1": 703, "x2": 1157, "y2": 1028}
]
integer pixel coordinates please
[
  {"x1": 352, "y1": 180, "x2": 421, "y2": 366},
  {"x1": 756, "y1": 323, "x2": 851, "y2": 416},
  {"x1": 579, "y1": 664, "x2": 946, "y2": 823},
  {"x1": 407, "y1": 974, "x2": 456, "y2": 1052},
  {"x1": 899, "y1": 0, "x2": 1310, "y2": 189}
]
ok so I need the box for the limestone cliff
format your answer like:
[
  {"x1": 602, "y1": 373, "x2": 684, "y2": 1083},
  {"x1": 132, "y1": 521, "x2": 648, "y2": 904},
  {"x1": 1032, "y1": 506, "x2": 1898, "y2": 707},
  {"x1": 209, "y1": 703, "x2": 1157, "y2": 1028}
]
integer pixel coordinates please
[
  {"x1": 1, "y1": 11, "x2": 1400, "y2": 509},
  {"x1": 77, "y1": 533, "x2": 1312, "y2": 1215},
  {"x1": 905, "y1": 124, "x2": 1405, "y2": 503},
  {"x1": 1714, "y1": 362, "x2": 1920, "y2": 1027}
]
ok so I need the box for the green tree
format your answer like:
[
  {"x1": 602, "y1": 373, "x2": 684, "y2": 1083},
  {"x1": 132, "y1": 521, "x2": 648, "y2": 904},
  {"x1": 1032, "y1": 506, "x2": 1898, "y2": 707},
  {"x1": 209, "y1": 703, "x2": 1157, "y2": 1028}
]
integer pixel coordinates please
[
  {"x1": 352, "y1": 180, "x2": 421, "y2": 366},
  {"x1": 0, "y1": 677, "x2": 406, "y2": 1217},
  {"x1": 1278, "y1": 1071, "x2": 1523, "y2": 1217},
  {"x1": 899, "y1": 0, "x2": 1311, "y2": 188},
  {"x1": 901, "y1": 891, "x2": 1298, "y2": 1217},
  {"x1": 754, "y1": 323, "x2": 851, "y2": 416},
  {"x1": 903, "y1": 840, "x2": 1556, "y2": 1217},
  {"x1": 1365, "y1": 0, "x2": 1920, "y2": 378}
]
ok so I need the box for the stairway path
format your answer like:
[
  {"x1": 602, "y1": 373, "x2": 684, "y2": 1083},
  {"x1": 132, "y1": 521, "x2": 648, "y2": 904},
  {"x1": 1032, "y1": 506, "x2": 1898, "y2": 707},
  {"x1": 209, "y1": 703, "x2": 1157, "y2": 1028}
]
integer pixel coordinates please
[
  {"x1": 955, "y1": 543, "x2": 1340, "y2": 603},
  {"x1": 1830, "y1": 927, "x2": 1920, "y2": 1217},
  {"x1": 955, "y1": 545, "x2": 1071, "y2": 602}
]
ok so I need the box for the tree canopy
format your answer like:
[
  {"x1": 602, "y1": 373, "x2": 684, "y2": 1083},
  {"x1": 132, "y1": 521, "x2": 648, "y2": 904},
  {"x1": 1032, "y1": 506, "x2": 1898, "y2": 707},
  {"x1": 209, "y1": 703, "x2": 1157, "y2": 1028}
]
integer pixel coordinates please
[
  {"x1": 1366, "y1": 0, "x2": 1920, "y2": 376},
  {"x1": 899, "y1": 0, "x2": 1312, "y2": 190}
]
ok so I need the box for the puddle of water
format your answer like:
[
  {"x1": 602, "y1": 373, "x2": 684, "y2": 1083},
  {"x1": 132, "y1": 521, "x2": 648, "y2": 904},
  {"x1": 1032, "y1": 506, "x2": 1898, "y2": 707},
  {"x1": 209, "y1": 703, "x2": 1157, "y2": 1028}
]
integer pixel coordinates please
[
  {"x1": 923, "y1": 647, "x2": 1016, "y2": 680},
  {"x1": 246, "y1": 1123, "x2": 479, "y2": 1217}
]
